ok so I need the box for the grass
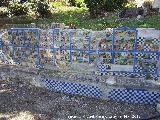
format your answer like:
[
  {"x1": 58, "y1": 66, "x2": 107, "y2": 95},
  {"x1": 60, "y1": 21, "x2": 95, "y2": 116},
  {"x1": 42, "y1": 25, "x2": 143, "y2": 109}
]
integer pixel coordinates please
[
  {"x1": 122, "y1": 15, "x2": 160, "y2": 29},
  {"x1": 9, "y1": 5, "x2": 160, "y2": 30}
]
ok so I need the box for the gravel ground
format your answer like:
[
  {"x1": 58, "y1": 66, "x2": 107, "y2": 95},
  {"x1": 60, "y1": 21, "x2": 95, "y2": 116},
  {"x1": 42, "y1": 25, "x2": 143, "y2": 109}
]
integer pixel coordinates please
[{"x1": 0, "y1": 78, "x2": 160, "y2": 120}]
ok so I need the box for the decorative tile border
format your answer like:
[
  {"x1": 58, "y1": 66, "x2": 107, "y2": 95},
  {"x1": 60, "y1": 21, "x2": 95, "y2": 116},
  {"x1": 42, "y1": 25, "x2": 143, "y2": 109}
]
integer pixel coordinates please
[
  {"x1": 44, "y1": 79, "x2": 103, "y2": 98},
  {"x1": 108, "y1": 88, "x2": 160, "y2": 104},
  {"x1": 43, "y1": 79, "x2": 160, "y2": 105}
]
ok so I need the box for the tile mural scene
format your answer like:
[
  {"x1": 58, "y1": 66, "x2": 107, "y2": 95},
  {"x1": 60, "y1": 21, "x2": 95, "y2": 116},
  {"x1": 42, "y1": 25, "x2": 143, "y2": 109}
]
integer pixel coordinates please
[{"x1": 1, "y1": 27, "x2": 159, "y2": 80}]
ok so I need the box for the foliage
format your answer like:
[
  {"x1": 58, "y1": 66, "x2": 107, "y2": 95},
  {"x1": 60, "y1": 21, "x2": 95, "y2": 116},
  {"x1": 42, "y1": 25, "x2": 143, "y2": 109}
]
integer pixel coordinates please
[
  {"x1": 25, "y1": 2, "x2": 38, "y2": 18},
  {"x1": 125, "y1": 2, "x2": 137, "y2": 9},
  {"x1": 36, "y1": 1, "x2": 52, "y2": 18},
  {"x1": 0, "y1": 7, "x2": 8, "y2": 17},
  {"x1": 84, "y1": 0, "x2": 128, "y2": 18},
  {"x1": 104, "y1": 0, "x2": 128, "y2": 11},
  {"x1": 84, "y1": 0, "x2": 104, "y2": 18},
  {"x1": 2, "y1": 0, "x2": 160, "y2": 30},
  {"x1": 8, "y1": 2, "x2": 28, "y2": 16},
  {"x1": 69, "y1": 0, "x2": 86, "y2": 8},
  {"x1": 12, "y1": 13, "x2": 160, "y2": 30},
  {"x1": 0, "y1": 0, "x2": 10, "y2": 7},
  {"x1": 143, "y1": 0, "x2": 153, "y2": 8},
  {"x1": 52, "y1": 5, "x2": 88, "y2": 14},
  {"x1": 52, "y1": 1, "x2": 64, "y2": 8},
  {"x1": 75, "y1": 0, "x2": 86, "y2": 8},
  {"x1": 122, "y1": 15, "x2": 160, "y2": 30},
  {"x1": 2, "y1": 0, "x2": 52, "y2": 18}
]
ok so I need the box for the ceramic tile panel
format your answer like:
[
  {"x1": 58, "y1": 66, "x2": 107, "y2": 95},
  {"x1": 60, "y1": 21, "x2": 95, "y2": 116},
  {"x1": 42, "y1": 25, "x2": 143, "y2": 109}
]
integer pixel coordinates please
[
  {"x1": 39, "y1": 30, "x2": 53, "y2": 48},
  {"x1": 55, "y1": 49, "x2": 71, "y2": 68},
  {"x1": 113, "y1": 72, "x2": 145, "y2": 77},
  {"x1": 71, "y1": 50, "x2": 89, "y2": 64},
  {"x1": 53, "y1": 29, "x2": 70, "y2": 49},
  {"x1": 137, "y1": 37, "x2": 160, "y2": 52},
  {"x1": 114, "y1": 52, "x2": 134, "y2": 65},
  {"x1": 89, "y1": 51, "x2": 98, "y2": 64},
  {"x1": 10, "y1": 29, "x2": 39, "y2": 47},
  {"x1": 134, "y1": 52, "x2": 159, "y2": 73},
  {"x1": 90, "y1": 31, "x2": 112, "y2": 50},
  {"x1": 44, "y1": 79, "x2": 102, "y2": 98},
  {"x1": 39, "y1": 48, "x2": 55, "y2": 65},
  {"x1": 0, "y1": 50, "x2": 12, "y2": 64},
  {"x1": 0, "y1": 40, "x2": 3, "y2": 48},
  {"x1": 13, "y1": 47, "x2": 39, "y2": 66},
  {"x1": 108, "y1": 88, "x2": 160, "y2": 104},
  {"x1": 1, "y1": 30, "x2": 10, "y2": 45},
  {"x1": 114, "y1": 29, "x2": 136, "y2": 51},
  {"x1": 72, "y1": 29, "x2": 90, "y2": 50},
  {"x1": 97, "y1": 52, "x2": 112, "y2": 71}
]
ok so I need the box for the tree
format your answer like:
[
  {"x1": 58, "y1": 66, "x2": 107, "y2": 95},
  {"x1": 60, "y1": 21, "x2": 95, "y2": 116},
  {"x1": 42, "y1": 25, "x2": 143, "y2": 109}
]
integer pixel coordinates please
[
  {"x1": 104, "y1": 0, "x2": 128, "y2": 11},
  {"x1": 84, "y1": 0, "x2": 104, "y2": 18},
  {"x1": 84, "y1": 0, "x2": 128, "y2": 18}
]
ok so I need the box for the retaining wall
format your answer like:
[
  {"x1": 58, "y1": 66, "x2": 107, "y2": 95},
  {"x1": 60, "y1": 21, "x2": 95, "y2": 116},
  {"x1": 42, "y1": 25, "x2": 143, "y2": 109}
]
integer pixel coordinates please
[{"x1": 0, "y1": 27, "x2": 160, "y2": 105}]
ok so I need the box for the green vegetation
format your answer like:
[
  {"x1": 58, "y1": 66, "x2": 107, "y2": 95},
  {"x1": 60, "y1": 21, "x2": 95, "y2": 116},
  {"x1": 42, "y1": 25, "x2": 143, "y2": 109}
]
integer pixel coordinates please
[
  {"x1": 12, "y1": 12, "x2": 160, "y2": 30},
  {"x1": 68, "y1": 0, "x2": 86, "y2": 8},
  {"x1": 123, "y1": 15, "x2": 160, "y2": 29},
  {"x1": 8, "y1": 2, "x2": 29, "y2": 16},
  {"x1": 84, "y1": 0, "x2": 128, "y2": 18},
  {"x1": 0, "y1": 0, "x2": 160, "y2": 30},
  {"x1": 0, "y1": 7, "x2": 8, "y2": 17},
  {"x1": 36, "y1": 1, "x2": 52, "y2": 18}
]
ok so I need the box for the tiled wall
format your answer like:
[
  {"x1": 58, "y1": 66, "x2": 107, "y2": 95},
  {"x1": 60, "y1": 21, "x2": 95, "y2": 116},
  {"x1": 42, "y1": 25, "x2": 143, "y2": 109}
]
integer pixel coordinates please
[{"x1": 0, "y1": 28, "x2": 160, "y2": 80}]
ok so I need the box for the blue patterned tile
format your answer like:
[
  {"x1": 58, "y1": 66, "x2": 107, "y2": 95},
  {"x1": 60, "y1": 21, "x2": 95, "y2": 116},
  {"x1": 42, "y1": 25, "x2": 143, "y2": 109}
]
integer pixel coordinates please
[
  {"x1": 108, "y1": 89, "x2": 160, "y2": 104},
  {"x1": 44, "y1": 79, "x2": 102, "y2": 98}
]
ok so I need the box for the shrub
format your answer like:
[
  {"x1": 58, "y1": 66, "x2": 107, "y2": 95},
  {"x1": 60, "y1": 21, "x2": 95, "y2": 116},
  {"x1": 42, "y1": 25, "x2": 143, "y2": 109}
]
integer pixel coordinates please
[
  {"x1": 25, "y1": 2, "x2": 38, "y2": 18},
  {"x1": 0, "y1": 0, "x2": 10, "y2": 7},
  {"x1": 125, "y1": 2, "x2": 137, "y2": 9},
  {"x1": 69, "y1": 0, "x2": 76, "y2": 6},
  {"x1": 84, "y1": 0, "x2": 104, "y2": 18},
  {"x1": 52, "y1": 2, "x2": 64, "y2": 8},
  {"x1": 69, "y1": 0, "x2": 86, "y2": 8},
  {"x1": 25, "y1": 2, "x2": 37, "y2": 12},
  {"x1": 0, "y1": 7, "x2": 8, "y2": 17},
  {"x1": 8, "y1": 2, "x2": 28, "y2": 16},
  {"x1": 84, "y1": 0, "x2": 128, "y2": 18},
  {"x1": 143, "y1": 0, "x2": 153, "y2": 8},
  {"x1": 36, "y1": 1, "x2": 51, "y2": 18},
  {"x1": 75, "y1": 0, "x2": 86, "y2": 8},
  {"x1": 104, "y1": 0, "x2": 128, "y2": 11}
]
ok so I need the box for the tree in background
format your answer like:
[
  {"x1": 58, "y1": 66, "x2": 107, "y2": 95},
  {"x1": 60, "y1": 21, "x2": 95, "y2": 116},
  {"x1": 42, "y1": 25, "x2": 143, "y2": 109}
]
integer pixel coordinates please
[
  {"x1": 84, "y1": 0, "x2": 128, "y2": 18},
  {"x1": 69, "y1": 0, "x2": 85, "y2": 7},
  {"x1": 104, "y1": 0, "x2": 128, "y2": 11},
  {"x1": 84, "y1": 0, "x2": 104, "y2": 18},
  {"x1": 0, "y1": 0, "x2": 11, "y2": 7}
]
